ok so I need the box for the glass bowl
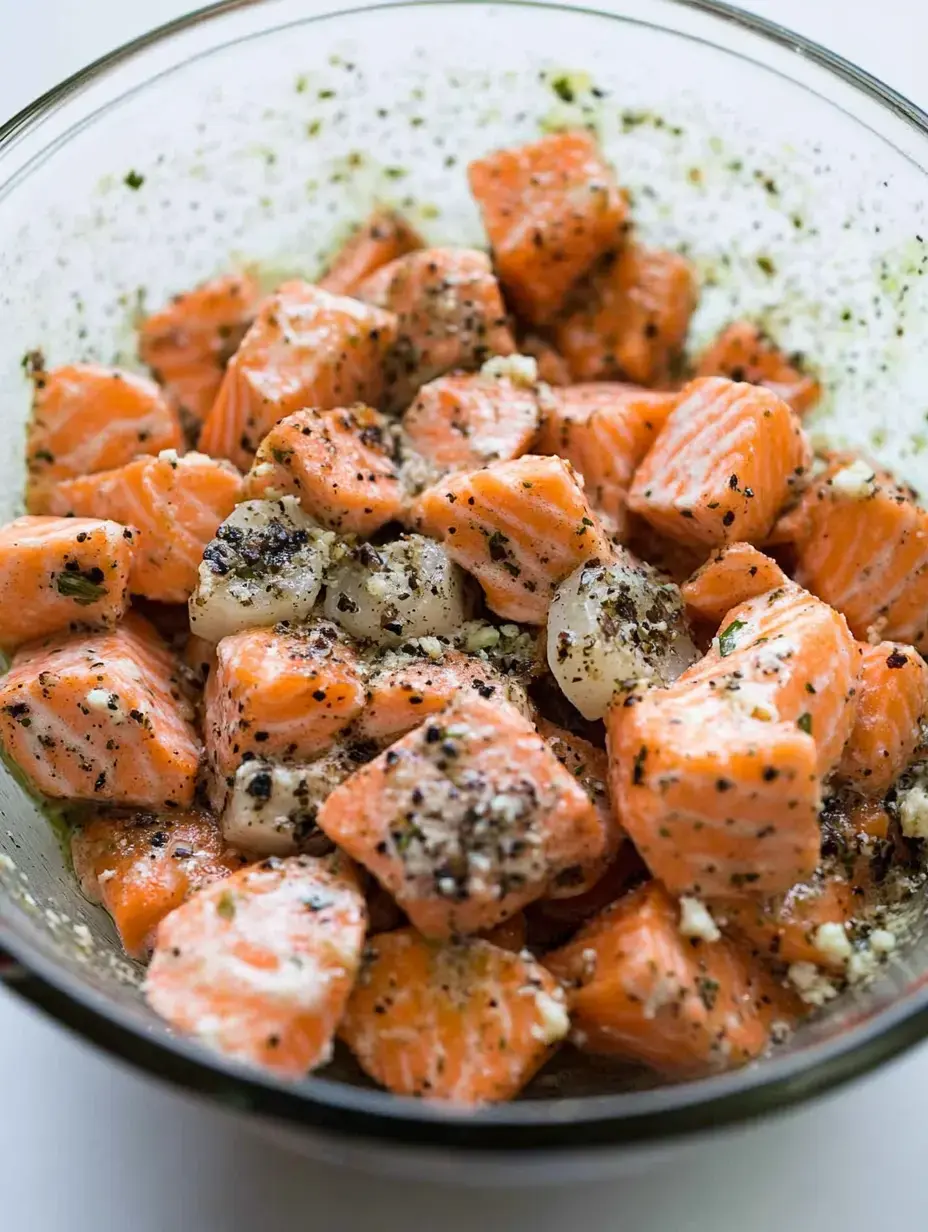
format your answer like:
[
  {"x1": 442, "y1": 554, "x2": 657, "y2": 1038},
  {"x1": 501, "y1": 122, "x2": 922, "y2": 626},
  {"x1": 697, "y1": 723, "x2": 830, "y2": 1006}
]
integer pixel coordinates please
[{"x1": 2, "y1": 0, "x2": 928, "y2": 1180}]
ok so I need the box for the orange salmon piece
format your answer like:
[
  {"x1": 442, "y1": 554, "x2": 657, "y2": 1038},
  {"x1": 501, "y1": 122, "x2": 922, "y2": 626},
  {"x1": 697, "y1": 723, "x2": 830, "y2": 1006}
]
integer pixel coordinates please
[
  {"x1": 627, "y1": 377, "x2": 812, "y2": 548},
  {"x1": 318, "y1": 209, "x2": 422, "y2": 297},
  {"x1": 774, "y1": 458, "x2": 928, "y2": 651},
  {"x1": 837, "y1": 641, "x2": 928, "y2": 797},
  {"x1": 554, "y1": 244, "x2": 696, "y2": 387},
  {"x1": 534, "y1": 383, "x2": 678, "y2": 536},
  {"x1": 716, "y1": 874, "x2": 855, "y2": 973},
  {"x1": 353, "y1": 651, "x2": 528, "y2": 747},
  {"x1": 681, "y1": 542, "x2": 789, "y2": 624},
  {"x1": 47, "y1": 451, "x2": 243, "y2": 603},
  {"x1": 0, "y1": 516, "x2": 137, "y2": 651},
  {"x1": 0, "y1": 614, "x2": 200, "y2": 807},
  {"x1": 138, "y1": 272, "x2": 261, "y2": 431},
  {"x1": 696, "y1": 321, "x2": 821, "y2": 416},
  {"x1": 520, "y1": 335, "x2": 572, "y2": 386},
  {"x1": 205, "y1": 622, "x2": 366, "y2": 778},
  {"x1": 145, "y1": 853, "x2": 367, "y2": 1078},
  {"x1": 71, "y1": 808, "x2": 247, "y2": 959},
  {"x1": 198, "y1": 280, "x2": 398, "y2": 470},
  {"x1": 608, "y1": 681, "x2": 821, "y2": 899},
  {"x1": 357, "y1": 248, "x2": 515, "y2": 410},
  {"x1": 402, "y1": 367, "x2": 541, "y2": 477},
  {"x1": 25, "y1": 363, "x2": 183, "y2": 514},
  {"x1": 545, "y1": 882, "x2": 795, "y2": 1075},
  {"x1": 317, "y1": 695, "x2": 606, "y2": 938},
  {"x1": 339, "y1": 927, "x2": 569, "y2": 1103},
  {"x1": 535, "y1": 717, "x2": 625, "y2": 898},
  {"x1": 244, "y1": 405, "x2": 405, "y2": 536},
  {"x1": 681, "y1": 583, "x2": 860, "y2": 776},
  {"x1": 467, "y1": 131, "x2": 628, "y2": 327},
  {"x1": 415, "y1": 455, "x2": 614, "y2": 624}
]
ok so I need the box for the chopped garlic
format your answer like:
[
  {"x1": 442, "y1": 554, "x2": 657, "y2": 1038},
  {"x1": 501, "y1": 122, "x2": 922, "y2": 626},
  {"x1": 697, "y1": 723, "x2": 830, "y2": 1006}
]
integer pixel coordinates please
[
  {"x1": 678, "y1": 896, "x2": 721, "y2": 942},
  {"x1": 788, "y1": 961, "x2": 838, "y2": 1006},
  {"x1": 812, "y1": 921, "x2": 852, "y2": 965},
  {"x1": 869, "y1": 928, "x2": 897, "y2": 955},
  {"x1": 829, "y1": 459, "x2": 876, "y2": 500},
  {"x1": 529, "y1": 987, "x2": 570, "y2": 1045},
  {"x1": 480, "y1": 353, "x2": 538, "y2": 387},
  {"x1": 898, "y1": 783, "x2": 928, "y2": 839}
]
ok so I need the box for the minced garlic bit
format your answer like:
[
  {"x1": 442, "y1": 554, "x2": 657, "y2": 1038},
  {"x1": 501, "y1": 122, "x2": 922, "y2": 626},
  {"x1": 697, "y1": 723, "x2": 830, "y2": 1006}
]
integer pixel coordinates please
[
  {"x1": 787, "y1": 961, "x2": 839, "y2": 1006},
  {"x1": 869, "y1": 928, "x2": 898, "y2": 955},
  {"x1": 829, "y1": 458, "x2": 876, "y2": 500},
  {"x1": 678, "y1": 896, "x2": 721, "y2": 942},
  {"x1": 480, "y1": 353, "x2": 538, "y2": 387},
  {"x1": 898, "y1": 782, "x2": 928, "y2": 839},
  {"x1": 529, "y1": 986, "x2": 571, "y2": 1045},
  {"x1": 812, "y1": 921, "x2": 852, "y2": 965}
]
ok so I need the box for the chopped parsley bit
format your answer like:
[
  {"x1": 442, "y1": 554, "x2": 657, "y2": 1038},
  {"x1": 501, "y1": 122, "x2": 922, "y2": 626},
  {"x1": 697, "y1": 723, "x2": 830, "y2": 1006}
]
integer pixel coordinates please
[
  {"x1": 718, "y1": 619, "x2": 746, "y2": 657},
  {"x1": 756, "y1": 255, "x2": 776, "y2": 276},
  {"x1": 216, "y1": 892, "x2": 236, "y2": 921},
  {"x1": 56, "y1": 571, "x2": 107, "y2": 605},
  {"x1": 550, "y1": 75, "x2": 575, "y2": 103},
  {"x1": 124, "y1": 170, "x2": 145, "y2": 190},
  {"x1": 797, "y1": 712, "x2": 813, "y2": 734},
  {"x1": 632, "y1": 746, "x2": 648, "y2": 786},
  {"x1": 805, "y1": 682, "x2": 817, "y2": 694}
]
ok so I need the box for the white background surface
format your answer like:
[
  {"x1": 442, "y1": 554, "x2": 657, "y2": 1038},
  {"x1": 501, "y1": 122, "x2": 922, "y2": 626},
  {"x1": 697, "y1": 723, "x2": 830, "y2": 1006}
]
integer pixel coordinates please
[{"x1": 1, "y1": 1, "x2": 927, "y2": 1227}]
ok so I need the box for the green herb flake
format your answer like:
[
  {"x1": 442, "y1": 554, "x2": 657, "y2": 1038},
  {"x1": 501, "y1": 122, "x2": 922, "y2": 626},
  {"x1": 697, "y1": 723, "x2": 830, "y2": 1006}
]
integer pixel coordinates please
[
  {"x1": 697, "y1": 977, "x2": 720, "y2": 1011},
  {"x1": 216, "y1": 892, "x2": 236, "y2": 921},
  {"x1": 551, "y1": 75, "x2": 575, "y2": 103},
  {"x1": 797, "y1": 712, "x2": 813, "y2": 734},
  {"x1": 718, "y1": 619, "x2": 746, "y2": 657},
  {"x1": 56, "y1": 572, "x2": 107, "y2": 606},
  {"x1": 124, "y1": 170, "x2": 145, "y2": 191}
]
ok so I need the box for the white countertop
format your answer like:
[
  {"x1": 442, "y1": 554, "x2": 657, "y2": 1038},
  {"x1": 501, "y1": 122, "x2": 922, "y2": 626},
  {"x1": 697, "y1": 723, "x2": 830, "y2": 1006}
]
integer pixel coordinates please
[{"x1": 2, "y1": 1, "x2": 927, "y2": 1227}]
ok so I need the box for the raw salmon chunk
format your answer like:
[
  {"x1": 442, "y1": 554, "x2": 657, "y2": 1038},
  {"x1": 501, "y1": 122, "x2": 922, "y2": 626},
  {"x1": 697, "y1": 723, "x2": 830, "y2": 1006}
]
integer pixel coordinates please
[
  {"x1": 139, "y1": 272, "x2": 261, "y2": 431},
  {"x1": 415, "y1": 455, "x2": 614, "y2": 624},
  {"x1": 554, "y1": 244, "x2": 697, "y2": 387},
  {"x1": 0, "y1": 516, "x2": 136, "y2": 651},
  {"x1": 534, "y1": 383, "x2": 678, "y2": 536},
  {"x1": 681, "y1": 542, "x2": 789, "y2": 625},
  {"x1": 608, "y1": 681, "x2": 821, "y2": 899},
  {"x1": 317, "y1": 695, "x2": 605, "y2": 938},
  {"x1": 244, "y1": 405, "x2": 405, "y2": 536},
  {"x1": 774, "y1": 457, "x2": 928, "y2": 650},
  {"x1": 837, "y1": 641, "x2": 928, "y2": 796},
  {"x1": 401, "y1": 359, "x2": 541, "y2": 478},
  {"x1": 47, "y1": 451, "x2": 243, "y2": 603},
  {"x1": 71, "y1": 807, "x2": 247, "y2": 958},
  {"x1": 353, "y1": 651, "x2": 530, "y2": 747},
  {"x1": 545, "y1": 882, "x2": 795, "y2": 1074},
  {"x1": 145, "y1": 853, "x2": 367, "y2": 1078},
  {"x1": 357, "y1": 248, "x2": 515, "y2": 410},
  {"x1": 205, "y1": 622, "x2": 366, "y2": 779},
  {"x1": 25, "y1": 363, "x2": 183, "y2": 514},
  {"x1": 339, "y1": 927, "x2": 569, "y2": 1102},
  {"x1": 467, "y1": 131, "x2": 628, "y2": 326},
  {"x1": 318, "y1": 209, "x2": 422, "y2": 297},
  {"x1": 696, "y1": 321, "x2": 821, "y2": 415},
  {"x1": 0, "y1": 614, "x2": 200, "y2": 807},
  {"x1": 627, "y1": 377, "x2": 811, "y2": 547},
  {"x1": 535, "y1": 718, "x2": 625, "y2": 898},
  {"x1": 198, "y1": 280, "x2": 398, "y2": 470}
]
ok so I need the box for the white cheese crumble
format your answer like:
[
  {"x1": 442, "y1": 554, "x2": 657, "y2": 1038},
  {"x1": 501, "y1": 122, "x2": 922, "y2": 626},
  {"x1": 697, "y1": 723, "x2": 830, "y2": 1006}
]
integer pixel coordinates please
[
  {"x1": 812, "y1": 921, "x2": 852, "y2": 965},
  {"x1": 678, "y1": 896, "x2": 721, "y2": 942},
  {"x1": 157, "y1": 448, "x2": 180, "y2": 463},
  {"x1": 480, "y1": 353, "x2": 538, "y2": 387},
  {"x1": 899, "y1": 782, "x2": 928, "y2": 838},
  {"x1": 787, "y1": 961, "x2": 839, "y2": 1006},
  {"x1": 829, "y1": 459, "x2": 876, "y2": 500},
  {"x1": 869, "y1": 928, "x2": 897, "y2": 955},
  {"x1": 529, "y1": 988, "x2": 571, "y2": 1045}
]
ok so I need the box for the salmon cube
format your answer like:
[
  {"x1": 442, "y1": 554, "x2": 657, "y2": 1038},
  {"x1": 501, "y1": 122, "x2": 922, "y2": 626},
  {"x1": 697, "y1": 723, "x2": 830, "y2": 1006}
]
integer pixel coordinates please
[
  {"x1": 0, "y1": 614, "x2": 201, "y2": 807},
  {"x1": 545, "y1": 882, "x2": 796, "y2": 1075},
  {"x1": 467, "y1": 131, "x2": 628, "y2": 327},
  {"x1": 197, "y1": 281, "x2": 398, "y2": 470},
  {"x1": 357, "y1": 248, "x2": 515, "y2": 410},
  {"x1": 318, "y1": 208, "x2": 422, "y2": 297},
  {"x1": 244, "y1": 405, "x2": 406, "y2": 536},
  {"x1": 837, "y1": 642, "x2": 928, "y2": 797},
  {"x1": 204, "y1": 622, "x2": 367, "y2": 780},
  {"x1": 627, "y1": 377, "x2": 811, "y2": 547},
  {"x1": 145, "y1": 853, "x2": 367, "y2": 1078},
  {"x1": 71, "y1": 807, "x2": 247, "y2": 958},
  {"x1": 317, "y1": 695, "x2": 606, "y2": 938},
  {"x1": 414, "y1": 454, "x2": 614, "y2": 624},
  {"x1": 47, "y1": 451, "x2": 243, "y2": 603},
  {"x1": 139, "y1": 272, "x2": 261, "y2": 432},
  {"x1": 681, "y1": 542, "x2": 790, "y2": 625},
  {"x1": 696, "y1": 321, "x2": 821, "y2": 416},
  {"x1": 534, "y1": 383, "x2": 678, "y2": 536},
  {"x1": 401, "y1": 357, "x2": 542, "y2": 479},
  {"x1": 0, "y1": 516, "x2": 137, "y2": 651},
  {"x1": 25, "y1": 363, "x2": 183, "y2": 514},
  {"x1": 774, "y1": 456, "x2": 928, "y2": 651},
  {"x1": 339, "y1": 927, "x2": 569, "y2": 1103},
  {"x1": 554, "y1": 244, "x2": 697, "y2": 386}
]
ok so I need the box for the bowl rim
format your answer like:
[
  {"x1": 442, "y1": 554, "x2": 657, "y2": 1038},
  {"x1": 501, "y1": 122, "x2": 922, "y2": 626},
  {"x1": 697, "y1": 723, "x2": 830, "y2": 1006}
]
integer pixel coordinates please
[{"x1": 4, "y1": 0, "x2": 928, "y2": 1154}]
